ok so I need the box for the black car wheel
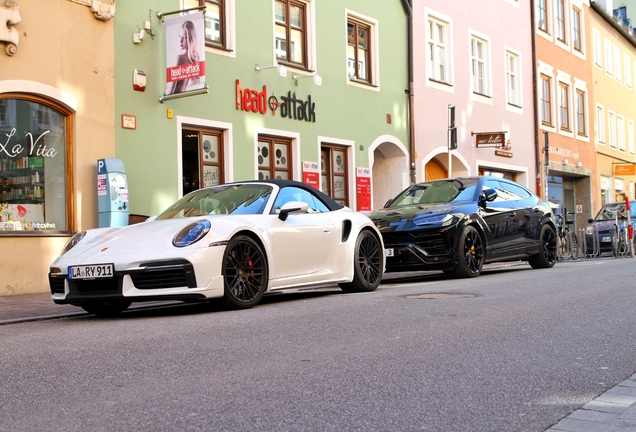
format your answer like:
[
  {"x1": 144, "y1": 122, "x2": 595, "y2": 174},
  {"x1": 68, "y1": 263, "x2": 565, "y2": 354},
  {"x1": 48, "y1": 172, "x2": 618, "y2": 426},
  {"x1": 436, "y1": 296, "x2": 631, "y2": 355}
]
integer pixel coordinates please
[
  {"x1": 80, "y1": 301, "x2": 132, "y2": 316},
  {"x1": 452, "y1": 225, "x2": 484, "y2": 278},
  {"x1": 222, "y1": 235, "x2": 268, "y2": 309},
  {"x1": 340, "y1": 230, "x2": 383, "y2": 293},
  {"x1": 529, "y1": 224, "x2": 557, "y2": 269}
]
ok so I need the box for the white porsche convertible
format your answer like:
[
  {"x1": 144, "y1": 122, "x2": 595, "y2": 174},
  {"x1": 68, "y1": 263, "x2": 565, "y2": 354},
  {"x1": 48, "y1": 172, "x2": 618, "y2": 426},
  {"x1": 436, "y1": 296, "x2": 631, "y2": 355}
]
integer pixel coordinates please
[{"x1": 49, "y1": 180, "x2": 384, "y2": 316}]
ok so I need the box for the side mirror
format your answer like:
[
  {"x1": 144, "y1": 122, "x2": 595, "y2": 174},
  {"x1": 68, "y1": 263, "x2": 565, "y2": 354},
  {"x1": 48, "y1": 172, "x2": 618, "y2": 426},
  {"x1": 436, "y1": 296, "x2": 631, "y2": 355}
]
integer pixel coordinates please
[
  {"x1": 278, "y1": 201, "x2": 309, "y2": 221},
  {"x1": 587, "y1": 218, "x2": 594, "y2": 223},
  {"x1": 480, "y1": 187, "x2": 497, "y2": 205}
]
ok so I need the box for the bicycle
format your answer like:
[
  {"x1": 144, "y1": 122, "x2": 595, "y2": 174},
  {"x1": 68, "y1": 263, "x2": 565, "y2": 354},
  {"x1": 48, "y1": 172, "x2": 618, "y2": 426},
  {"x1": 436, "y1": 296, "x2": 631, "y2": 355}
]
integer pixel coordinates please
[{"x1": 556, "y1": 210, "x2": 578, "y2": 261}]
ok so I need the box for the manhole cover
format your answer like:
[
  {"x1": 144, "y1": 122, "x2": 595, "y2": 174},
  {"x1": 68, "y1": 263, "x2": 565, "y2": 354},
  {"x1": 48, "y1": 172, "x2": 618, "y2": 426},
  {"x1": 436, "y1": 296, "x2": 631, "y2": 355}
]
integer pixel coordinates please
[{"x1": 403, "y1": 293, "x2": 479, "y2": 300}]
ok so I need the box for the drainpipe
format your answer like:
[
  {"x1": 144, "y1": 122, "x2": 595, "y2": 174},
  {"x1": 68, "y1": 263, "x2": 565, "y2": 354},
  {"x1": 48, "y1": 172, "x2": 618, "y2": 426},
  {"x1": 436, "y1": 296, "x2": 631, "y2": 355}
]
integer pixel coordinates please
[
  {"x1": 530, "y1": 0, "x2": 543, "y2": 198},
  {"x1": 401, "y1": 0, "x2": 416, "y2": 185}
]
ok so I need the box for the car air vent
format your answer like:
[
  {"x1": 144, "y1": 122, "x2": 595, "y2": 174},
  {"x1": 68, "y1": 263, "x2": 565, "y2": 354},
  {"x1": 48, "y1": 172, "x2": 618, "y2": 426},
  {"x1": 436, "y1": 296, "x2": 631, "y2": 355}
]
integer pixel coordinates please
[
  {"x1": 342, "y1": 220, "x2": 352, "y2": 242},
  {"x1": 48, "y1": 276, "x2": 65, "y2": 294},
  {"x1": 131, "y1": 260, "x2": 196, "y2": 289}
]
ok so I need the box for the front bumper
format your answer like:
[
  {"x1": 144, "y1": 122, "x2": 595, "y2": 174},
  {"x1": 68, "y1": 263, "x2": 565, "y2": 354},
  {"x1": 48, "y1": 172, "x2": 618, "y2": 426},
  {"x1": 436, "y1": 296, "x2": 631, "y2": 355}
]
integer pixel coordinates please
[
  {"x1": 382, "y1": 226, "x2": 457, "y2": 272},
  {"x1": 49, "y1": 259, "x2": 223, "y2": 305}
]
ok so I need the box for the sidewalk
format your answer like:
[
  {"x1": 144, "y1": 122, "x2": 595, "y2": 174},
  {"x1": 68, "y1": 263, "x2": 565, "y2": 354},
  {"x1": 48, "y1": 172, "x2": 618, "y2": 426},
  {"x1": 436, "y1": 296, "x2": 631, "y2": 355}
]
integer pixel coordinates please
[{"x1": 0, "y1": 291, "x2": 86, "y2": 324}]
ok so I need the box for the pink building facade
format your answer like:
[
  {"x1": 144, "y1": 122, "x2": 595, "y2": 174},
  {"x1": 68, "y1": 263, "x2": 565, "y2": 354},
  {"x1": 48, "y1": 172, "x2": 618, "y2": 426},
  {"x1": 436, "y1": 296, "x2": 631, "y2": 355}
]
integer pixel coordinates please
[{"x1": 412, "y1": 1, "x2": 537, "y2": 191}]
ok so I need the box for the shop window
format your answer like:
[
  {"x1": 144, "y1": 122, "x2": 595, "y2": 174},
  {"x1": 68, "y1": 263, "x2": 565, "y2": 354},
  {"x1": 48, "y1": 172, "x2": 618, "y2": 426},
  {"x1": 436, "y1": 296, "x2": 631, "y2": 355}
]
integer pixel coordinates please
[
  {"x1": 0, "y1": 96, "x2": 72, "y2": 233},
  {"x1": 258, "y1": 136, "x2": 291, "y2": 180},
  {"x1": 320, "y1": 145, "x2": 348, "y2": 206},
  {"x1": 182, "y1": 127, "x2": 224, "y2": 196},
  {"x1": 184, "y1": 0, "x2": 226, "y2": 49},
  {"x1": 479, "y1": 169, "x2": 516, "y2": 182},
  {"x1": 275, "y1": 0, "x2": 307, "y2": 68}
]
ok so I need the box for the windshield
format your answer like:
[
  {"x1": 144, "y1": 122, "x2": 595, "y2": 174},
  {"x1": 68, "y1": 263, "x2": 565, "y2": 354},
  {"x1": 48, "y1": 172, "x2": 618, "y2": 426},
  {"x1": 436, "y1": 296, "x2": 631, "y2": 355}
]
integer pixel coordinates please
[
  {"x1": 388, "y1": 179, "x2": 478, "y2": 207},
  {"x1": 593, "y1": 202, "x2": 636, "y2": 221},
  {"x1": 157, "y1": 184, "x2": 273, "y2": 220}
]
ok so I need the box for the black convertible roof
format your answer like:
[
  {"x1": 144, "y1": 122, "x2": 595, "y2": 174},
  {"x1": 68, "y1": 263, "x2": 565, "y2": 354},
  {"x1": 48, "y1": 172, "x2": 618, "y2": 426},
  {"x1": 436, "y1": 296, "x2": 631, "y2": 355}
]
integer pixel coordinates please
[{"x1": 234, "y1": 179, "x2": 344, "y2": 211}]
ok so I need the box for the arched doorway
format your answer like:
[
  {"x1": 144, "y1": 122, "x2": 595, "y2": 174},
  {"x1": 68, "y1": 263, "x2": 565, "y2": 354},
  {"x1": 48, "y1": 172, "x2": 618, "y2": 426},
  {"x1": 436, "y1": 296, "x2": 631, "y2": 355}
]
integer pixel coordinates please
[
  {"x1": 425, "y1": 158, "x2": 447, "y2": 181},
  {"x1": 370, "y1": 139, "x2": 408, "y2": 209}
]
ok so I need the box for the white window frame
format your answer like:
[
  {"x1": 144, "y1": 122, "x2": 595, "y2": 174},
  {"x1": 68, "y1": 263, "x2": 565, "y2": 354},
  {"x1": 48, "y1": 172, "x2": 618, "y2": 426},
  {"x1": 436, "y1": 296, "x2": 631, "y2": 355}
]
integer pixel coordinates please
[
  {"x1": 537, "y1": 0, "x2": 551, "y2": 36},
  {"x1": 469, "y1": 30, "x2": 492, "y2": 100},
  {"x1": 596, "y1": 103, "x2": 605, "y2": 144},
  {"x1": 538, "y1": 62, "x2": 556, "y2": 132},
  {"x1": 593, "y1": 29, "x2": 602, "y2": 68},
  {"x1": 572, "y1": 6, "x2": 581, "y2": 51},
  {"x1": 618, "y1": 114, "x2": 626, "y2": 152},
  {"x1": 345, "y1": 9, "x2": 379, "y2": 90},
  {"x1": 555, "y1": 0, "x2": 567, "y2": 45},
  {"x1": 605, "y1": 39, "x2": 613, "y2": 76},
  {"x1": 558, "y1": 81, "x2": 571, "y2": 132},
  {"x1": 625, "y1": 53, "x2": 632, "y2": 89},
  {"x1": 608, "y1": 110, "x2": 616, "y2": 149},
  {"x1": 425, "y1": 8, "x2": 454, "y2": 93},
  {"x1": 427, "y1": 16, "x2": 451, "y2": 85},
  {"x1": 629, "y1": 119, "x2": 635, "y2": 155},
  {"x1": 614, "y1": 45, "x2": 622, "y2": 83},
  {"x1": 505, "y1": 48, "x2": 522, "y2": 109},
  {"x1": 574, "y1": 84, "x2": 588, "y2": 141}
]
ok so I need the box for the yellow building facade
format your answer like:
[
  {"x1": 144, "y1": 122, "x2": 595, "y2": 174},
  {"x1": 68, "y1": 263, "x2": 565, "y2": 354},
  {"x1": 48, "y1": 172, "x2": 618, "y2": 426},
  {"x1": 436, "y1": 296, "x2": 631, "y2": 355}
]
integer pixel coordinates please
[
  {"x1": 590, "y1": 3, "x2": 636, "y2": 212},
  {"x1": 0, "y1": 0, "x2": 116, "y2": 295}
]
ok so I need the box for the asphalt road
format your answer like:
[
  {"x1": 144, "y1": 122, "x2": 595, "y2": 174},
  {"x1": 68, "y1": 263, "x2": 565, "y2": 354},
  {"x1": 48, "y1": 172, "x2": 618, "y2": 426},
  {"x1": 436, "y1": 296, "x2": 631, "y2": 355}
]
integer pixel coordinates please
[{"x1": 2, "y1": 259, "x2": 636, "y2": 431}]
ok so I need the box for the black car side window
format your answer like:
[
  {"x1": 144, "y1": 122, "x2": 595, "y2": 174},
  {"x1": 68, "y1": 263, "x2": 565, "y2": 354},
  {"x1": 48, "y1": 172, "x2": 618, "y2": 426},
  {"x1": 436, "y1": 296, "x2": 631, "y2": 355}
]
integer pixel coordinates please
[{"x1": 500, "y1": 181, "x2": 531, "y2": 201}]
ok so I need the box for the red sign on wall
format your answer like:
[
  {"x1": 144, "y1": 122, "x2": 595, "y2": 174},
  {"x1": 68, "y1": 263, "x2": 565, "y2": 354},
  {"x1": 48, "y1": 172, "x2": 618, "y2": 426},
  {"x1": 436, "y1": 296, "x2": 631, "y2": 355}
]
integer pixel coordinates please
[
  {"x1": 356, "y1": 168, "x2": 371, "y2": 211},
  {"x1": 303, "y1": 161, "x2": 320, "y2": 189}
]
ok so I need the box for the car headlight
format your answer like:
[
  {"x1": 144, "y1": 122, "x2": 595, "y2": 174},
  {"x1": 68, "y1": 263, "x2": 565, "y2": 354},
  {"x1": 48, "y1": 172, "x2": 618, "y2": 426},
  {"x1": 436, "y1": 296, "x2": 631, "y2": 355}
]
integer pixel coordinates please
[
  {"x1": 585, "y1": 226, "x2": 595, "y2": 235},
  {"x1": 173, "y1": 220, "x2": 211, "y2": 247},
  {"x1": 413, "y1": 213, "x2": 458, "y2": 227},
  {"x1": 61, "y1": 231, "x2": 86, "y2": 255}
]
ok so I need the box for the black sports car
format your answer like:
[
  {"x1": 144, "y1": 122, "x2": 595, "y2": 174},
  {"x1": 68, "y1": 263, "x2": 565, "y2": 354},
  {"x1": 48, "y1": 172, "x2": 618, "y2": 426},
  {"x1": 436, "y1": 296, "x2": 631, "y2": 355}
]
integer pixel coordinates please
[{"x1": 369, "y1": 176, "x2": 557, "y2": 277}]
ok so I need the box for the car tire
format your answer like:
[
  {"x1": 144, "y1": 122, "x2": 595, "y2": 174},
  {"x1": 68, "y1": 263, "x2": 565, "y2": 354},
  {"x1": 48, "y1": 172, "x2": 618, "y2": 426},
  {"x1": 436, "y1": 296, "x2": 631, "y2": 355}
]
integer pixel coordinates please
[
  {"x1": 452, "y1": 225, "x2": 484, "y2": 278},
  {"x1": 80, "y1": 301, "x2": 132, "y2": 316},
  {"x1": 339, "y1": 230, "x2": 383, "y2": 293},
  {"x1": 221, "y1": 235, "x2": 268, "y2": 309},
  {"x1": 529, "y1": 224, "x2": 557, "y2": 269}
]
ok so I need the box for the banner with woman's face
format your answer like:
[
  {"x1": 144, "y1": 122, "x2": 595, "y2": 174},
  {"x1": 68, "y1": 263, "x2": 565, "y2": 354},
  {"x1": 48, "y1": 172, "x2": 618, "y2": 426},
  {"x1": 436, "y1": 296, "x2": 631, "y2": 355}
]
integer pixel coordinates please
[{"x1": 164, "y1": 12, "x2": 206, "y2": 95}]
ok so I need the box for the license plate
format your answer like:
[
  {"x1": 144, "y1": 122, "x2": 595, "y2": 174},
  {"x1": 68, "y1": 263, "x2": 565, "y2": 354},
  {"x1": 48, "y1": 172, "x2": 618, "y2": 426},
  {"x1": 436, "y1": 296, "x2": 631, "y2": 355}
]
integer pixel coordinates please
[
  {"x1": 384, "y1": 248, "x2": 394, "y2": 257},
  {"x1": 68, "y1": 264, "x2": 114, "y2": 280},
  {"x1": 600, "y1": 236, "x2": 611, "y2": 243}
]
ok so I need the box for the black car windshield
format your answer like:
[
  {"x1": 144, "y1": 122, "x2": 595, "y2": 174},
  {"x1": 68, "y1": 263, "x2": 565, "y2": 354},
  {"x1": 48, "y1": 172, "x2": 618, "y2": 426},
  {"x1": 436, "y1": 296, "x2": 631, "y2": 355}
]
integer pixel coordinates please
[
  {"x1": 593, "y1": 202, "x2": 636, "y2": 221},
  {"x1": 157, "y1": 184, "x2": 273, "y2": 219},
  {"x1": 389, "y1": 179, "x2": 478, "y2": 207}
]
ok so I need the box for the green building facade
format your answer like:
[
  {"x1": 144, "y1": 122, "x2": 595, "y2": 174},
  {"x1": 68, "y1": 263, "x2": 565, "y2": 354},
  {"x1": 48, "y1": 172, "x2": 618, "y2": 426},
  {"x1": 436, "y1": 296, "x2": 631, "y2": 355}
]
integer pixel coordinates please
[{"x1": 114, "y1": 0, "x2": 410, "y2": 218}]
